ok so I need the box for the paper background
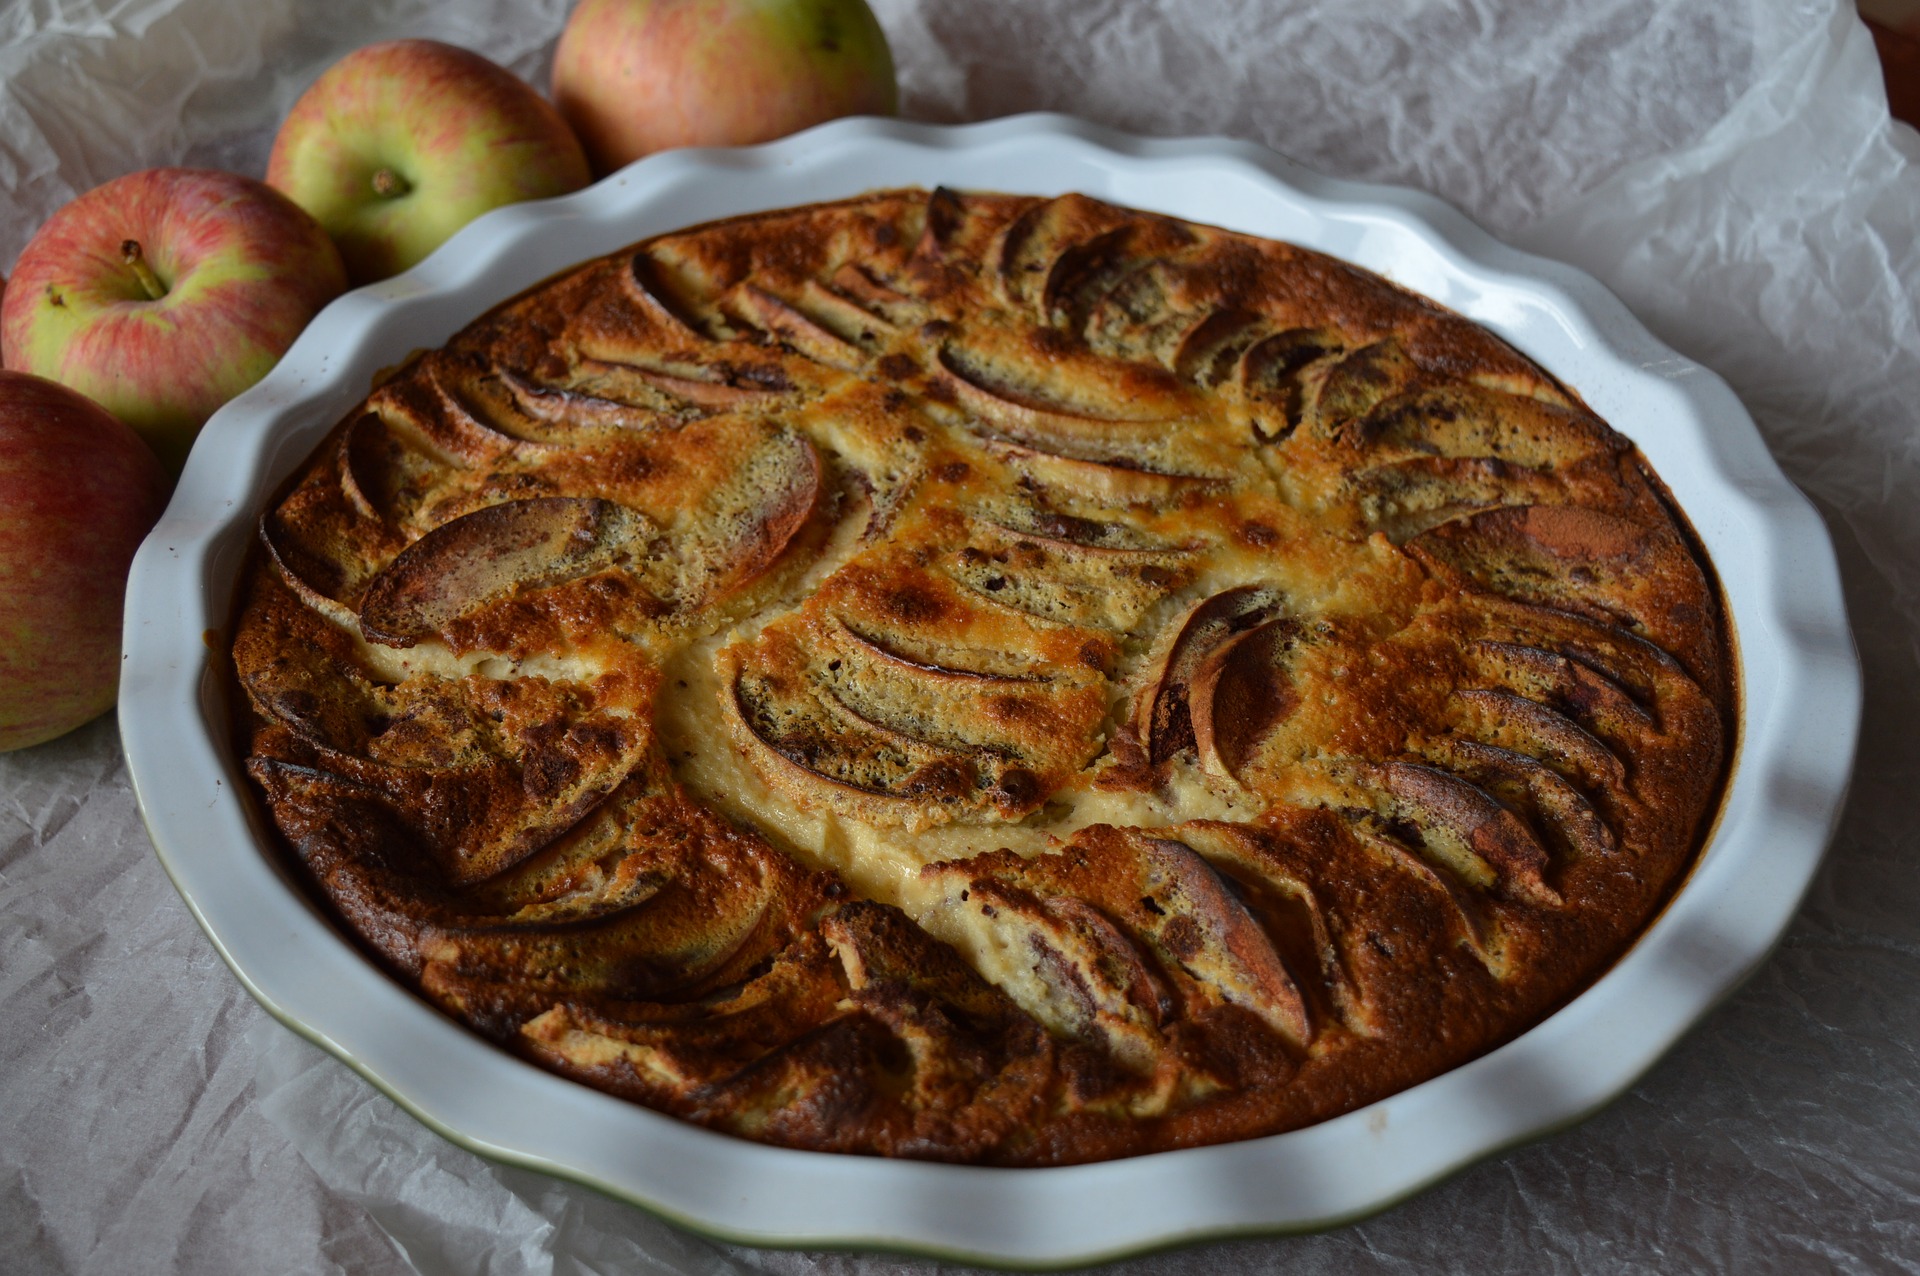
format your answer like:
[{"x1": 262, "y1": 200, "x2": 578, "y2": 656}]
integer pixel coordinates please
[{"x1": 4, "y1": 0, "x2": 1918, "y2": 1271}]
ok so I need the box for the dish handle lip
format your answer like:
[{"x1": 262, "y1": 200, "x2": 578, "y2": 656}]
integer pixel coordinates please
[{"x1": 117, "y1": 111, "x2": 1862, "y2": 1267}]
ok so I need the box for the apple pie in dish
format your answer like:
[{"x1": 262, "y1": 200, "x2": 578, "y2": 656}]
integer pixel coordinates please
[{"x1": 231, "y1": 187, "x2": 1732, "y2": 1165}]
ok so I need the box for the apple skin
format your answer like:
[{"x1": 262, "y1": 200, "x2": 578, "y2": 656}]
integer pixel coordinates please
[
  {"x1": 268, "y1": 40, "x2": 593, "y2": 286},
  {"x1": 0, "y1": 371, "x2": 169, "y2": 752},
  {"x1": 0, "y1": 168, "x2": 347, "y2": 475},
  {"x1": 553, "y1": 0, "x2": 897, "y2": 174}
]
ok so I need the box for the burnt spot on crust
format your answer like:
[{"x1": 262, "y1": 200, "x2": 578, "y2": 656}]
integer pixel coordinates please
[{"x1": 880, "y1": 583, "x2": 946, "y2": 623}]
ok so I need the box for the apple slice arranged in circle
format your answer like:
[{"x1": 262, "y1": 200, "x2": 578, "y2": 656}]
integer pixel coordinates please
[{"x1": 358, "y1": 496, "x2": 654, "y2": 648}]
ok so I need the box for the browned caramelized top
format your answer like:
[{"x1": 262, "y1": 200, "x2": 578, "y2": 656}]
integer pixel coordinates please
[{"x1": 232, "y1": 189, "x2": 1731, "y2": 1164}]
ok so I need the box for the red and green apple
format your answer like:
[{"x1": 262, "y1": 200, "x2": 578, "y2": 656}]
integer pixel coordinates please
[
  {"x1": 267, "y1": 40, "x2": 592, "y2": 286},
  {"x1": 0, "y1": 371, "x2": 169, "y2": 752},
  {"x1": 552, "y1": 0, "x2": 898, "y2": 175},
  {"x1": 0, "y1": 167, "x2": 347, "y2": 475}
]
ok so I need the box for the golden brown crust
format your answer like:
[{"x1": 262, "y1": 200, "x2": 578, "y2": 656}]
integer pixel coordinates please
[{"x1": 231, "y1": 189, "x2": 1732, "y2": 1164}]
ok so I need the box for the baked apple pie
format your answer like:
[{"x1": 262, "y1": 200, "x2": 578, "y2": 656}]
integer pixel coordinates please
[{"x1": 231, "y1": 188, "x2": 1732, "y2": 1164}]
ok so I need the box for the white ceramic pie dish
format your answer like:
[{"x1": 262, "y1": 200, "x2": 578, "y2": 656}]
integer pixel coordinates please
[{"x1": 119, "y1": 113, "x2": 1859, "y2": 1267}]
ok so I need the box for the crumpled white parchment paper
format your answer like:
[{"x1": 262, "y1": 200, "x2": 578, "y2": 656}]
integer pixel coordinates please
[{"x1": 3, "y1": 1, "x2": 1918, "y2": 1272}]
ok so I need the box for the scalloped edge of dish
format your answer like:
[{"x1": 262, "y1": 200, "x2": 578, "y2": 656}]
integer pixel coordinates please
[{"x1": 118, "y1": 112, "x2": 1860, "y2": 1267}]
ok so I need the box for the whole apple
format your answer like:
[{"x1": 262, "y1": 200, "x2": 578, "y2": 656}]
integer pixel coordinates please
[
  {"x1": 0, "y1": 168, "x2": 347, "y2": 475},
  {"x1": 268, "y1": 40, "x2": 592, "y2": 286},
  {"x1": 0, "y1": 371, "x2": 169, "y2": 752},
  {"x1": 553, "y1": 0, "x2": 897, "y2": 174}
]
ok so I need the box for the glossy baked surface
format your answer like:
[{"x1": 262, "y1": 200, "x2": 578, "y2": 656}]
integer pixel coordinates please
[{"x1": 231, "y1": 187, "x2": 1731, "y2": 1165}]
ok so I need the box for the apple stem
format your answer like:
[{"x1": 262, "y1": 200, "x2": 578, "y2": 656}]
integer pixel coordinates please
[
  {"x1": 121, "y1": 240, "x2": 167, "y2": 301},
  {"x1": 370, "y1": 168, "x2": 411, "y2": 199}
]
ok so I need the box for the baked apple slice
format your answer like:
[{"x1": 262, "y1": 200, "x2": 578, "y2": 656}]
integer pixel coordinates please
[
  {"x1": 358, "y1": 496, "x2": 654, "y2": 648},
  {"x1": 723, "y1": 282, "x2": 866, "y2": 371}
]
